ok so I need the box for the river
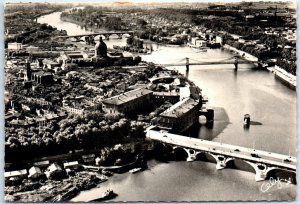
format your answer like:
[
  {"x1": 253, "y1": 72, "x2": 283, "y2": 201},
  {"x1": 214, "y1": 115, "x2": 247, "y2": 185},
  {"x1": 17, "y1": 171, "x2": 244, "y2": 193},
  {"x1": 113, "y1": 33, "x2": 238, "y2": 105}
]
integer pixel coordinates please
[{"x1": 37, "y1": 11, "x2": 297, "y2": 201}]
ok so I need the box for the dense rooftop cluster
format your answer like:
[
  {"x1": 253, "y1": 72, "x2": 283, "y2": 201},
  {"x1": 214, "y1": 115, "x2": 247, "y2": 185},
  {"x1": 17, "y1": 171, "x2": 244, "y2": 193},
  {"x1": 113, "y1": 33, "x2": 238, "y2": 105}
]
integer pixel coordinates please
[{"x1": 4, "y1": 44, "x2": 180, "y2": 162}]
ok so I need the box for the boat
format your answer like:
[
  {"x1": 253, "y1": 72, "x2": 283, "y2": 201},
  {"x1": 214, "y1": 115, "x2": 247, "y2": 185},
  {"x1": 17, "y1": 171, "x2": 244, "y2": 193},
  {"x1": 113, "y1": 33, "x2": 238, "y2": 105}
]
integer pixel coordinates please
[
  {"x1": 90, "y1": 189, "x2": 117, "y2": 202},
  {"x1": 102, "y1": 169, "x2": 113, "y2": 177},
  {"x1": 192, "y1": 47, "x2": 207, "y2": 52},
  {"x1": 129, "y1": 167, "x2": 142, "y2": 174},
  {"x1": 102, "y1": 189, "x2": 115, "y2": 199},
  {"x1": 243, "y1": 114, "x2": 250, "y2": 126}
]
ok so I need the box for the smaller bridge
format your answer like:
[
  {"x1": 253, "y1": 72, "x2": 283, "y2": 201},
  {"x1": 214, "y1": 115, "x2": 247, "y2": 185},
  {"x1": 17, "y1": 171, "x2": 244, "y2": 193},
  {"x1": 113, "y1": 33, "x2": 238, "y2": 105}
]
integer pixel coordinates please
[
  {"x1": 146, "y1": 127, "x2": 296, "y2": 182},
  {"x1": 160, "y1": 57, "x2": 259, "y2": 71},
  {"x1": 54, "y1": 31, "x2": 134, "y2": 41}
]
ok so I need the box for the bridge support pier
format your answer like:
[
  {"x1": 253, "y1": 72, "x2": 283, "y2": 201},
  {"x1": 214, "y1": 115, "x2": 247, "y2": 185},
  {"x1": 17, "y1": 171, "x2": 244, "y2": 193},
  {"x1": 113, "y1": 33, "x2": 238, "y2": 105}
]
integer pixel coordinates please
[
  {"x1": 234, "y1": 58, "x2": 238, "y2": 71},
  {"x1": 185, "y1": 149, "x2": 199, "y2": 162},
  {"x1": 104, "y1": 34, "x2": 110, "y2": 40},
  {"x1": 199, "y1": 109, "x2": 214, "y2": 125},
  {"x1": 245, "y1": 161, "x2": 276, "y2": 182},
  {"x1": 211, "y1": 155, "x2": 233, "y2": 170},
  {"x1": 186, "y1": 57, "x2": 189, "y2": 72},
  {"x1": 117, "y1": 34, "x2": 123, "y2": 39}
]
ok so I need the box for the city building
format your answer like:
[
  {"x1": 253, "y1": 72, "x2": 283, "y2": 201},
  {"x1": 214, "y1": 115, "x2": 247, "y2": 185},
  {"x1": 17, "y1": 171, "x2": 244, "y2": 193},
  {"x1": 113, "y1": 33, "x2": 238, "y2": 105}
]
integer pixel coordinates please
[
  {"x1": 42, "y1": 59, "x2": 60, "y2": 69},
  {"x1": 31, "y1": 71, "x2": 54, "y2": 84},
  {"x1": 95, "y1": 37, "x2": 107, "y2": 58},
  {"x1": 5, "y1": 169, "x2": 27, "y2": 181},
  {"x1": 62, "y1": 95, "x2": 99, "y2": 115},
  {"x1": 63, "y1": 161, "x2": 79, "y2": 170},
  {"x1": 7, "y1": 43, "x2": 23, "y2": 51},
  {"x1": 45, "y1": 163, "x2": 64, "y2": 179},
  {"x1": 153, "y1": 92, "x2": 180, "y2": 104},
  {"x1": 33, "y1": 160, "x2": 50, "y2": 168},
  {"x1": 28, "y1": 166, "x2": 43, "y2": 179},
  {"x1": 82, "y1": 154, "x2": 95, "y2": 163},
  {"x1": 102, "y1": 88, "x2": 153, "y2": 114},
  {"x1": 155, "y1": 98, "x2": 201, "y2": 133},
  {"x1": 190, "y1": 37, "x2": 208, "y2": 47}
]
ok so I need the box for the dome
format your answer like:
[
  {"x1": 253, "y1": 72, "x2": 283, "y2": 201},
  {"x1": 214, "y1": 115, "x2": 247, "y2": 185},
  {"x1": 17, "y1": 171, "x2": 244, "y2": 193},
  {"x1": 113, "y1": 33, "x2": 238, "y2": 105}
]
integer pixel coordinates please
[{"x1": 95, "y1": 37, "x2": 107, "y2": 57}]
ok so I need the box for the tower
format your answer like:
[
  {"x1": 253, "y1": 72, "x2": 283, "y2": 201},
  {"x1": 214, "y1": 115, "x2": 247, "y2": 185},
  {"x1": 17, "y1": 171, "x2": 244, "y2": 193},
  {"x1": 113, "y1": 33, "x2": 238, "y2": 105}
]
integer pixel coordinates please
[{"x1": 25, "y1": 59, "x2": 32, "y2": 81}]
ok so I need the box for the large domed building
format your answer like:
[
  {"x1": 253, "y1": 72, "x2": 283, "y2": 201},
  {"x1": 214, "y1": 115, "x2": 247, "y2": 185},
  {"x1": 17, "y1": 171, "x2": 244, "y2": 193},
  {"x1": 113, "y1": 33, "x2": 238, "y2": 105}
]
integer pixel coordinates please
[{"x1": 94, "y1": 37, "x2": 107, "y2": 58}]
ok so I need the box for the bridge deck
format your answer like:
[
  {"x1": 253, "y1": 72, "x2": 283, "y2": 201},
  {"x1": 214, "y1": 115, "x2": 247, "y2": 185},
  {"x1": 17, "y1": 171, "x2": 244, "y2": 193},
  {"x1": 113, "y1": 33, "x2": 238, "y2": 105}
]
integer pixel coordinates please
[
  {"x1": 55, "y1": 31, "x2": 134, "y2": 38},
  {"x1": 162, "y1": 61, "x2": 257, "y2": 67},
  {"x1": 146, "y1": 129, "x2": 296, "y2": 170}
]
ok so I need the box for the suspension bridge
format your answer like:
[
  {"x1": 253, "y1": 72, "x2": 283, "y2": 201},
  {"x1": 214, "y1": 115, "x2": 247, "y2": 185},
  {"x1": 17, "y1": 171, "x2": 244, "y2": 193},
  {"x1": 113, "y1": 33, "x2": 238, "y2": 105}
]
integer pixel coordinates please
[{"x1": 160, "y1": 56, "x2": 259, "y2": 71}]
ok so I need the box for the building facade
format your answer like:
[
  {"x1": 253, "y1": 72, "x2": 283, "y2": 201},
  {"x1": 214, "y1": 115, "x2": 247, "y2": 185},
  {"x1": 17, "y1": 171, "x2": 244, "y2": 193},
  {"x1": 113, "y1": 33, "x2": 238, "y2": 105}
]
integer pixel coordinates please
[
  {"x1": 155, "y1": 98, "x2": 201, "y2": 133},
  {"x1": 31, "y1": 71, "x2": 54, "y2": 84},
  {"x1": 102, "y1": 88, "x2": 153, "y2": 114}
]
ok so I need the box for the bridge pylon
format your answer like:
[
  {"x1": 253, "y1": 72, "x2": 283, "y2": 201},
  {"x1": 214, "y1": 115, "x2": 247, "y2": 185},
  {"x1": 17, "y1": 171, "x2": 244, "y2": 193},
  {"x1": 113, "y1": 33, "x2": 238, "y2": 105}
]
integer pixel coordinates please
[
  {"x1": 185, "y1": 149, "x2": 199, "y2": 162},
  {"x1": 234, "y1": 58, "x2": 238, "y2": 71},
  {"x1": 210, "y1": 154, "x2": 234, "y2": 170},
  {"x1": 244, "y1": 161, "x2": 277, "y2": 182},
  {"x1": 186, "y1": 57, "x2": 189, "y2": 72}
]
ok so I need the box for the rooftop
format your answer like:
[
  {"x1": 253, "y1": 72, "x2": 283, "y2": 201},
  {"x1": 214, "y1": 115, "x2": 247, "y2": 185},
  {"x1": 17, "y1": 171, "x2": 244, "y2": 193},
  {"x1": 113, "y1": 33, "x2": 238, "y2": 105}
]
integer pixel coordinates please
[
  {"x1": 32, "y1": 71, "x2": 53, "y2": 76},
  {"x1": 102, "y1": 88, "x2": 153, "y2": 106},
  {"x1": 42, "y1": 59, "x2": 60, "y2": 65},
  {"x1": 160, "y1": 98, "x2": 199, "y2": 118},
  {"x1": 4, "y1": 169, "x2": 27, "y2": 178}
]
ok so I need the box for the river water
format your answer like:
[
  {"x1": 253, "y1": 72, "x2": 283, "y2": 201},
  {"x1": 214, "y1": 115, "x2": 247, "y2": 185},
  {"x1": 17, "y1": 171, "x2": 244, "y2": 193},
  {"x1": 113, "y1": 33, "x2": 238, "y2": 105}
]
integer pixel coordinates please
[{"x1": 38, "y1": 11, "x2": 297, "y2": 201}]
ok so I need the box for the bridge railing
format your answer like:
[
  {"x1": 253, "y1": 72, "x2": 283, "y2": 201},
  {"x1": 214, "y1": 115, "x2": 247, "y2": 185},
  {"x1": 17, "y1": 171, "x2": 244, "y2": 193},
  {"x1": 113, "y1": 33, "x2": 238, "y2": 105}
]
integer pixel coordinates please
[{"x1": 146, "y1": 129, "x2": 296, "y2": 170}]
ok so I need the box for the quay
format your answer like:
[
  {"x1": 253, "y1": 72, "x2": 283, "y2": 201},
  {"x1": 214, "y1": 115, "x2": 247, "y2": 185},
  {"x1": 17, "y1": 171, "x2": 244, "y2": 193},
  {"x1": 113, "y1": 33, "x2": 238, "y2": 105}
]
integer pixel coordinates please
[{"x1": 146, "y1": 127, "x2": 296, "y2": 182}]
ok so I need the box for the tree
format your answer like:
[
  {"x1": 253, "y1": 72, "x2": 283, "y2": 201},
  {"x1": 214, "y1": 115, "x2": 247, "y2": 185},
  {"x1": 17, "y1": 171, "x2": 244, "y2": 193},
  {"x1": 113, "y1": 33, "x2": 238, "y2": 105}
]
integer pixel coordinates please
[
  {"x1": 127, "y1": 37, "x2": 133, "y2": 45},
  {"x1": 137, "y1": 19, "x2": 147, "y2": 27}
]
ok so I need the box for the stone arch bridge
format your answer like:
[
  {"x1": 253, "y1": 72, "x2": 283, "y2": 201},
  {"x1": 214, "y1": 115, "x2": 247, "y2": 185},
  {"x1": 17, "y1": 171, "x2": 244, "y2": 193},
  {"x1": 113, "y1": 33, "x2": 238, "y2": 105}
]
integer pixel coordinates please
[
  {"x1": 146, "y1": 127, "x2": 296, "y2": 182},
  {"x1": 53, "y1": 31, "x2": 134, "y2": 41}
]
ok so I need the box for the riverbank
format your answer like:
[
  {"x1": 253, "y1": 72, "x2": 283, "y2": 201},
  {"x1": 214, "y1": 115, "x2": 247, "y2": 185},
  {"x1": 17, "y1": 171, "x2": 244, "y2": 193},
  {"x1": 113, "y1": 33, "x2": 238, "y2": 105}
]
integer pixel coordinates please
[
  {"x1": 60, "y1": 15, "x2": 108, "y2": 34},
  {"x1": 4, "y1": 140, "x2": 153, "y2": 202},
  {"x1": 272, "y1": 65, "x2": 297, "y2": 90},
  {"x1": 223, "y1": 44, "x2": 296, "y2": 90},
  {"x1": 223, "y1": 44, "x2": 258, "y2": 62}
]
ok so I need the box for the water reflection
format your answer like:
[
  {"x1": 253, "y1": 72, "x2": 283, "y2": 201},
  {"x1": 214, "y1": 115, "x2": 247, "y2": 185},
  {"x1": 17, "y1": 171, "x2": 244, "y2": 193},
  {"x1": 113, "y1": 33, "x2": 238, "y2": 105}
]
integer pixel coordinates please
[
  {"x1": 185, "y1": 70, "x2": 189, "y2": 79},
  {"x1": 184, "y1": 107, "x2": 230, "y2": 141}
]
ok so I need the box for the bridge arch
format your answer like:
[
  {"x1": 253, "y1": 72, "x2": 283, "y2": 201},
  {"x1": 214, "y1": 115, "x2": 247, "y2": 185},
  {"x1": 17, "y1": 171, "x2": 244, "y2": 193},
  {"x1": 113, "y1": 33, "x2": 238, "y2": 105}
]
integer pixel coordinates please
[
  {"x1": 209, "y1": 154, "x2": 234, "y2": 170},
  {"x1": 199, "y1": 109, "x2": 214, "y2": 125},
  {"x1": 172, "y1": 146, "x2": 188, "y2": 160},
  {"x1": 267, "y1": 168, "x2": 296, "y2": 184},
  {"x1": 225, "y1": 159, "x2": 257, "y2": 174},
  {"x1": 195, "y1": 151, "x2": 217, "y2": 163},
  {"x1": 199, "y1": 115, "x2": 207, "y2": 125},
  {"x1": 94, "y1": 35, "x2": 108, "y2": 41},
  {"x1": 122, "y1": 33, "x2": 131, "y2": 38},
  {"x1": 110, "y1": 34, "x2": 122, "y2": 39},
  {"x1": 244, "y1": 161, "x2": 278, "y2": 182}
]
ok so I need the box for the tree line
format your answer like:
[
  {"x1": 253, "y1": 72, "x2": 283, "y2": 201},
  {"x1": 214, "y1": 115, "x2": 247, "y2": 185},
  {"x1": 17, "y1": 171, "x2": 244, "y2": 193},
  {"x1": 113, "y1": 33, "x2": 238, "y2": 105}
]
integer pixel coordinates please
[{"x1": 5, "y1": 111, "x2": 146, "y2": 162}]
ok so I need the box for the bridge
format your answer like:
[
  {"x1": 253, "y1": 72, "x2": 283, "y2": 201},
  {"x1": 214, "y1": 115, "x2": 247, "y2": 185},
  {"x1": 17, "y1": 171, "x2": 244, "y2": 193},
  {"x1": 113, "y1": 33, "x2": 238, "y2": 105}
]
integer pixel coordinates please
[
  {"x1": 146, "y1": 127, "x2": 296, "y2": 182},
  {"x1": 54, "y1": 31, "x2": 134, "y2": 41},
  {"x1": 160, "y1": 56, "x2": 259, "y2": 71}
]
